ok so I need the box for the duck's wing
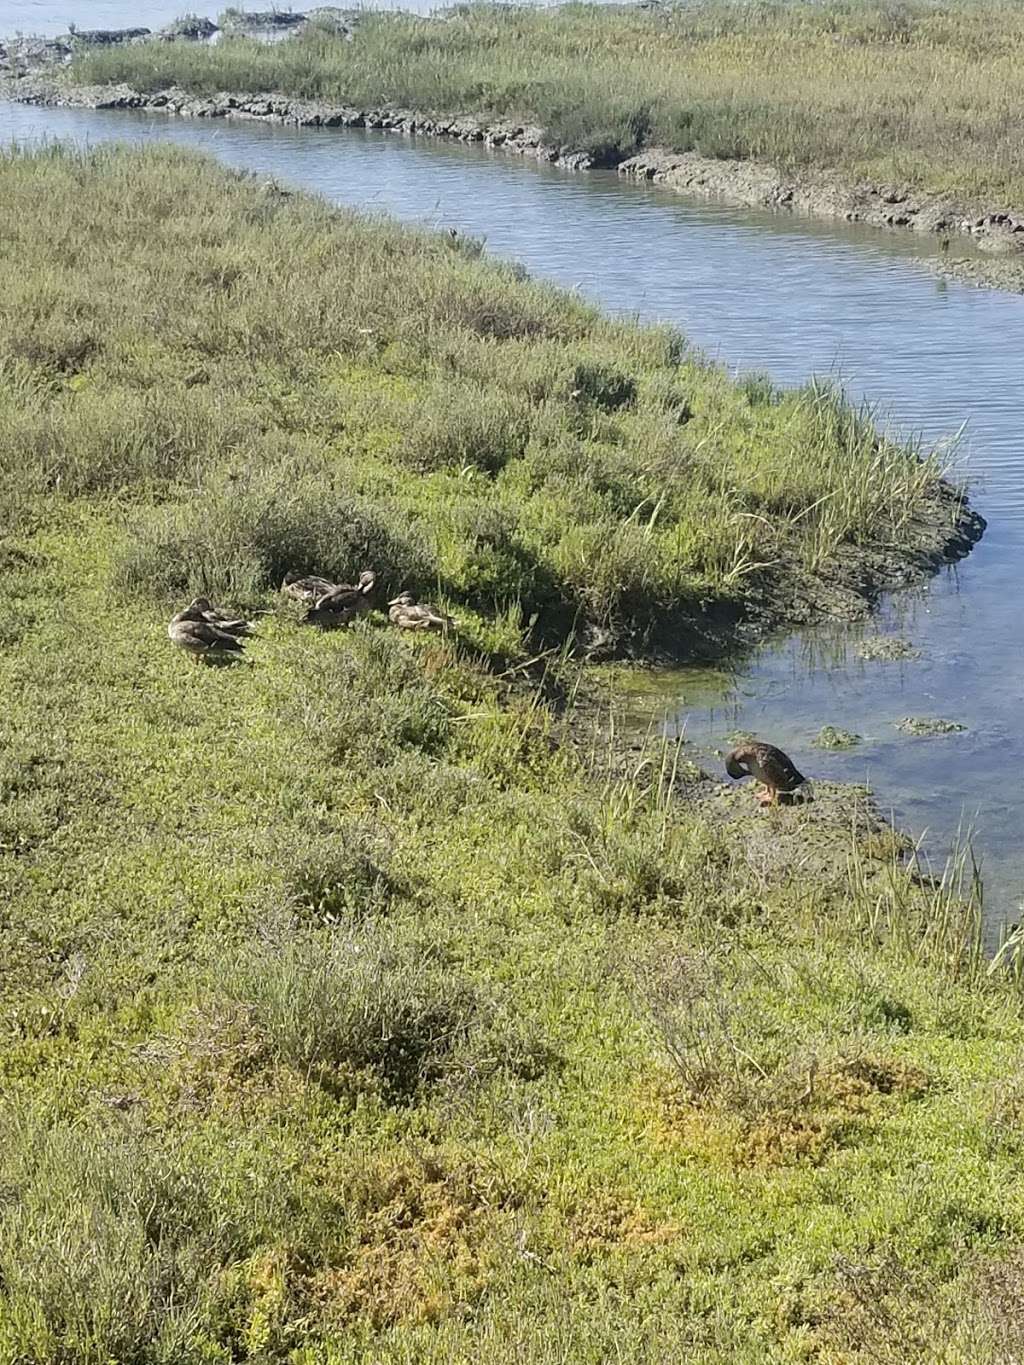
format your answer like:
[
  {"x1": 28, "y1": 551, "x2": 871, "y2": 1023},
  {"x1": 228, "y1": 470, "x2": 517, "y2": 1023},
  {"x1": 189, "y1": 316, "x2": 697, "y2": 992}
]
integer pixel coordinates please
[
  {"x1": 180, "y1": 619, "x2": 245, "y2": 651},
  {"x1": 284, "y1": 576, "x2": 337, "y2": 603},
  {"x1": 756, "y1": 743, "x2": 806, "y2": 790},
  {"x1": 312, "y1": 585, "x2": 361, "y2": 613},
  {"x1": 203, "y1": 611, "x2": 254, "y2": 637}
]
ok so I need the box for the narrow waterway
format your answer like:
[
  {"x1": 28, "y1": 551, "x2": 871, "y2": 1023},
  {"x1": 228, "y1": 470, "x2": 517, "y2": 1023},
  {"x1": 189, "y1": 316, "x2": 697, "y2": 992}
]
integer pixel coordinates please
[{"x1": 2, "y1": 93, "x2": 1022, "y2": 933}]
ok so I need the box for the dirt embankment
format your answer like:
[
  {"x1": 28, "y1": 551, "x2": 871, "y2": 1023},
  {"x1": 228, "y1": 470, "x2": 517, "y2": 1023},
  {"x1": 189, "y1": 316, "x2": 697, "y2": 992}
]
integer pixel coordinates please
[
  {"x1": 8, "y1": 65, "x2": 1024, "y2": 292},
  {"x1": 654, "y1": 480, "x2": 984, "y2": 664},
  {"x1": 5, "y1": 76, "x2": 597, "y2": 170},
  {"x1": 618, "y1": 149, "x2": 1024, "y2": 282}
]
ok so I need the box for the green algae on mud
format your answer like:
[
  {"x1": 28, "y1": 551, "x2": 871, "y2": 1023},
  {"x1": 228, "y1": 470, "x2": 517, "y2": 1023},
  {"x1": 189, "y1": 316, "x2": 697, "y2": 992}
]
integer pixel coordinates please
[
  {"x1": 814, "y1": 724, "x2": 863, "y2": 748},
  {"x1": 0, "y1": 142, "x2": 1019, "y2": 1363}
]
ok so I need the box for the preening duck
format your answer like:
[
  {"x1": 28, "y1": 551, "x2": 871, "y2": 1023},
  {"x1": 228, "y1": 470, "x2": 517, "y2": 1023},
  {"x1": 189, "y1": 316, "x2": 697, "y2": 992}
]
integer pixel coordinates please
[{"x1": 725, "y1": 741, "x2": 811, "y2": 807}]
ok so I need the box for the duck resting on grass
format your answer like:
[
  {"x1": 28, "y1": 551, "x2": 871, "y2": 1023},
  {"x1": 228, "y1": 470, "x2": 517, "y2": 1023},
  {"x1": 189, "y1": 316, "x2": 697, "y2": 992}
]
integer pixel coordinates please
[
  {"x1": 280, "y1": 572, "x2": 339, "y2": 606},
  {"x1": 725, "y1": 741, "x2": 812, "y2": 808},
  {"x1": 387, "y1": 591, "x2": 454, "y2": 632},
  {"x1": 305, "y1": 570, "x2": 377, "y2": 629},
  {"x1": 187, "y1": 596, "x2": 255, "y2": 638},
  {"x1": 168, "y1": 604, "x2": 247, "y2": 662}
]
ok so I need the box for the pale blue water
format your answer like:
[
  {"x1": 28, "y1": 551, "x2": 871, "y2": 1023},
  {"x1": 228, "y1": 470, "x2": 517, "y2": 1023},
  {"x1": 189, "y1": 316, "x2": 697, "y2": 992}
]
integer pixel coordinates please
[
  {"x1": 3, "y1": 0, "x2": 226, "y2": 34},
  {"x1": 0, "y1": 93, "x2": 1021, "y2": 933},
  {"x1": 0, "y1": 0, "x2": 485, "y2": 36}
]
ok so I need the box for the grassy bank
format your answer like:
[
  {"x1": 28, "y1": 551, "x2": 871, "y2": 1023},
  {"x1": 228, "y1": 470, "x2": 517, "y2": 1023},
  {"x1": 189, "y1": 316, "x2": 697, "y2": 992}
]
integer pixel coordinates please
[
  {"x1": 65, "y1": 0, "x2": 1024, "y2": 211},
  {"x1": 0, "y1": 143, "x2": 1017, "y2": 1363}
]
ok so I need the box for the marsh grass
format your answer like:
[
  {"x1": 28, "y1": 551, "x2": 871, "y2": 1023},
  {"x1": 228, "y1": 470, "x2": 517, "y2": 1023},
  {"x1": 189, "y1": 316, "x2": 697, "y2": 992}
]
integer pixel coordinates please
[
  {"x1": 0, "y1": 143, "x2": 1018, "y2": 1363},
  {"x1": 848, "y1": 821, "x2": 985, "y2": 979},
  {"x1": 0, "y1": 142, "x2": 943, "y2": 651},
  {"x1": 0, "y1": 1119, "x2": 294, "y2": 1364},
  {"x1": 224, "y1": 926, "x2": 478, "y2": 1098},
  {"x1": 68, "y1": 0, "x2": 1024, "y2": 209}
]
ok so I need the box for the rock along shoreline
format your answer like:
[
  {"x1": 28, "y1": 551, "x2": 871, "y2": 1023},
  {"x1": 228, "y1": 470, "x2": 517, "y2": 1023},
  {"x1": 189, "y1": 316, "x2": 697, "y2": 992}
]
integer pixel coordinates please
[{"x1": 8, "y1": 64, "x2": 1024, "y2": 289}]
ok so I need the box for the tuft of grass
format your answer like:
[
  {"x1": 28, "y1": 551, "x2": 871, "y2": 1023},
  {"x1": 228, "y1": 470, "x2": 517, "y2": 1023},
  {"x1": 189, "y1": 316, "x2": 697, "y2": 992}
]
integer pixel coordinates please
[{"x1": 223, "y1": 925, "x2": 478, "y2": 1099}]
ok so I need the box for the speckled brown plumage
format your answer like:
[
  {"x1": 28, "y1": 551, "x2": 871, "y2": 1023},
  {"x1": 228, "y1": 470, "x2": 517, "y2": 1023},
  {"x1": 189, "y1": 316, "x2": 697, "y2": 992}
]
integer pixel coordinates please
[
  {"x1": 168, "y1": 605, "x2": 246, "y2": 661},
  {"x1": 387, "y1": 592, "x2": 454, "y2": 632},
  {"x1": 280, "y1": 572, "x2": 338, "y2": 605},
  {"x1": 188, "y1": 597, "x2": 255, "y2": 638},
  {"x1": 305, "y1": 570, "x2": 377, "y2": 628},
  {"x1": 725, "y1": 742, "x2": 810, "y2": 806}
]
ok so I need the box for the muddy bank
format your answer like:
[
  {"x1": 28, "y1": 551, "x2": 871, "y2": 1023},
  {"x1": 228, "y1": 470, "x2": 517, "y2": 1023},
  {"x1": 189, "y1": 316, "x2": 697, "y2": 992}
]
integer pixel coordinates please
[
  {"x1": 3, "y1": 76, "x2": 596, "y2": 172},
  {"x1": 7, "y1": 68, "x2": 1024, "y2": 290},
  {"x1": 649, "y1": 480, "x2": 984, "y2": 664},
  {"x1": 619, "y1": 148, "x2": 1024, "y2": 291},
  {"x1": 601, "y1": 726, "x2": 917, "y2": 899}
]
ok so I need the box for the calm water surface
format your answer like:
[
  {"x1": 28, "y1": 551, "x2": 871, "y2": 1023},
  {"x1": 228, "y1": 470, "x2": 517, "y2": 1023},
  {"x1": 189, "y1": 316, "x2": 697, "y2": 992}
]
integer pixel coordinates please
[
  {"x1": 1, "y1": 96, "x2": 1021, "y2": 933},
  {"x1": 2, "y1": 0, "x2": 486, "y2": 36}
]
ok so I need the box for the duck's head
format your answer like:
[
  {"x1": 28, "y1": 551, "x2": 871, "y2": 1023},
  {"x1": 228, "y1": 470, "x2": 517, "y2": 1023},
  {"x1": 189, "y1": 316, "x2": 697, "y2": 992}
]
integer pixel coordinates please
[
  {"x1": 388, "y1": 591, "x2": 415, "y2": 608},
  {"x1": 357, "y1": 570, "x2": 376, "y2": 594},
  {"x1": 188, "y1": 595, "x2": 213, "y2": 613},
  {"x1": 725, "y1": 752, "x2": 750, "y2": 780}
]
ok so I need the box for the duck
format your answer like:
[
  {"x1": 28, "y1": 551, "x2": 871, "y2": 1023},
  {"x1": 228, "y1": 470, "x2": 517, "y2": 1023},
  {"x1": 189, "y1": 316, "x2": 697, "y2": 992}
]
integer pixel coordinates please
[
  {"x1": 725, "y1": 741, "x2": 811, "y2": 807},
  {"x1": 280, "y1": 572, "x2": 339, "y2": 605},
  {"x1": 168, "y1": 604, "x2": 247, "y2": 661},
  {"x1": 305, "y1": 570, "x2": 377, "y2": 629},
  {"x1": 188, "y1": 596, "x2": 255, "y2": 637},
  {"x1": 387, "y1": 591, "x2": 453, "y2": 632}
]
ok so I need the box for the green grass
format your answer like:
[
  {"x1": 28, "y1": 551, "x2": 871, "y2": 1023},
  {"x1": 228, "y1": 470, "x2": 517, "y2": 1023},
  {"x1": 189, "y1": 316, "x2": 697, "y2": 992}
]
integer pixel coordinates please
[
  {"x1": 61, "y1": 0, "x2": 1024, "y2": 210},
  {"x1": 0, "y1": 145, "x2": 943, "y2": 654},
  {"x1": 0, "y1": 142, "x2": 1019, "y2": 1363}
]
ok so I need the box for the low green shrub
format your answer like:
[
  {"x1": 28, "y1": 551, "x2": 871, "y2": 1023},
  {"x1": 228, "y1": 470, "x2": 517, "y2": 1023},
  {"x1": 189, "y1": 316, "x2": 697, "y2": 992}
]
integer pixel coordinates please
[
  {"x1": 0, "y1": 1119, "x2": 290, "y2": 1365},
  {"x1": 113, "y1": 461, "x2": 434, "y2": 605}
]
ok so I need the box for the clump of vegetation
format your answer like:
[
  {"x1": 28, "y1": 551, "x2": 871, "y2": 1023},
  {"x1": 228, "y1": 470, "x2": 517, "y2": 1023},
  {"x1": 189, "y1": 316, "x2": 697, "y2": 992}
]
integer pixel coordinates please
[
  {"x1": 0, "y1": 143, "x2": 1017, "y2": 1362},
  {"x1": 858, "y1": 635, "x2": 921, "y2": 661},
  {"x1": 281, "y1": 824, "x2": 400, "y2": 924},
  {"x1": 224, "y1": 925, "x2": 478, "y2": 1098},
  {"x1": 897, "y1": 715, "x2": 967, "y2": 735},
  {"x1": 66, "y1": 0, "x2": 1024, "y2": 212},
  {"x1": 814, "y1": 724, "x2": 862, "y2": 748}
]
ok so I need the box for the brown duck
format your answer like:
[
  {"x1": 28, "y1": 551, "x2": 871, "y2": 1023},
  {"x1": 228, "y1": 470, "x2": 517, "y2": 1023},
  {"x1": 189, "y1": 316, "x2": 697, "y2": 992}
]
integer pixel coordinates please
[
  {"x1": 188, "y1": 596, "x2": 255, "y2": 638},
  {"x1": 305, "y1": 570, "x2": 376, "y2": 628},
  {"x1": 387, "y1": 591, "x2": 453, "y2": 632},
  {"x1": 725, "y1": 741, "x2": 811, "y2": 807},
  {"x1": 168, "y1": 604, "x2": 247, "y2": 661},
  {"x1": 280, "y1": 572, "x2": 339, "y2": 605}
]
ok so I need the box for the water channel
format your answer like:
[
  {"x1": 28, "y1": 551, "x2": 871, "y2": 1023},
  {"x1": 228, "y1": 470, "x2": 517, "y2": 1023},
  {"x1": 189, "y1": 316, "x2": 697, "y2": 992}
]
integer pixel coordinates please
[{"x1": 2, "y1": 72, "x2": 1022, "y2": 934}]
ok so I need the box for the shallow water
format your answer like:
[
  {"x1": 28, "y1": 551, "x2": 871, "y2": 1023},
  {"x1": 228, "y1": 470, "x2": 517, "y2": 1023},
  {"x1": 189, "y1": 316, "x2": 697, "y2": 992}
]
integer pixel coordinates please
[
  {"x1": 1, "y1": 94, "x2": 1022, "y2": 933},
  {"x1": 3, "y1": 0, "x2": 478, "y2": 37}
]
